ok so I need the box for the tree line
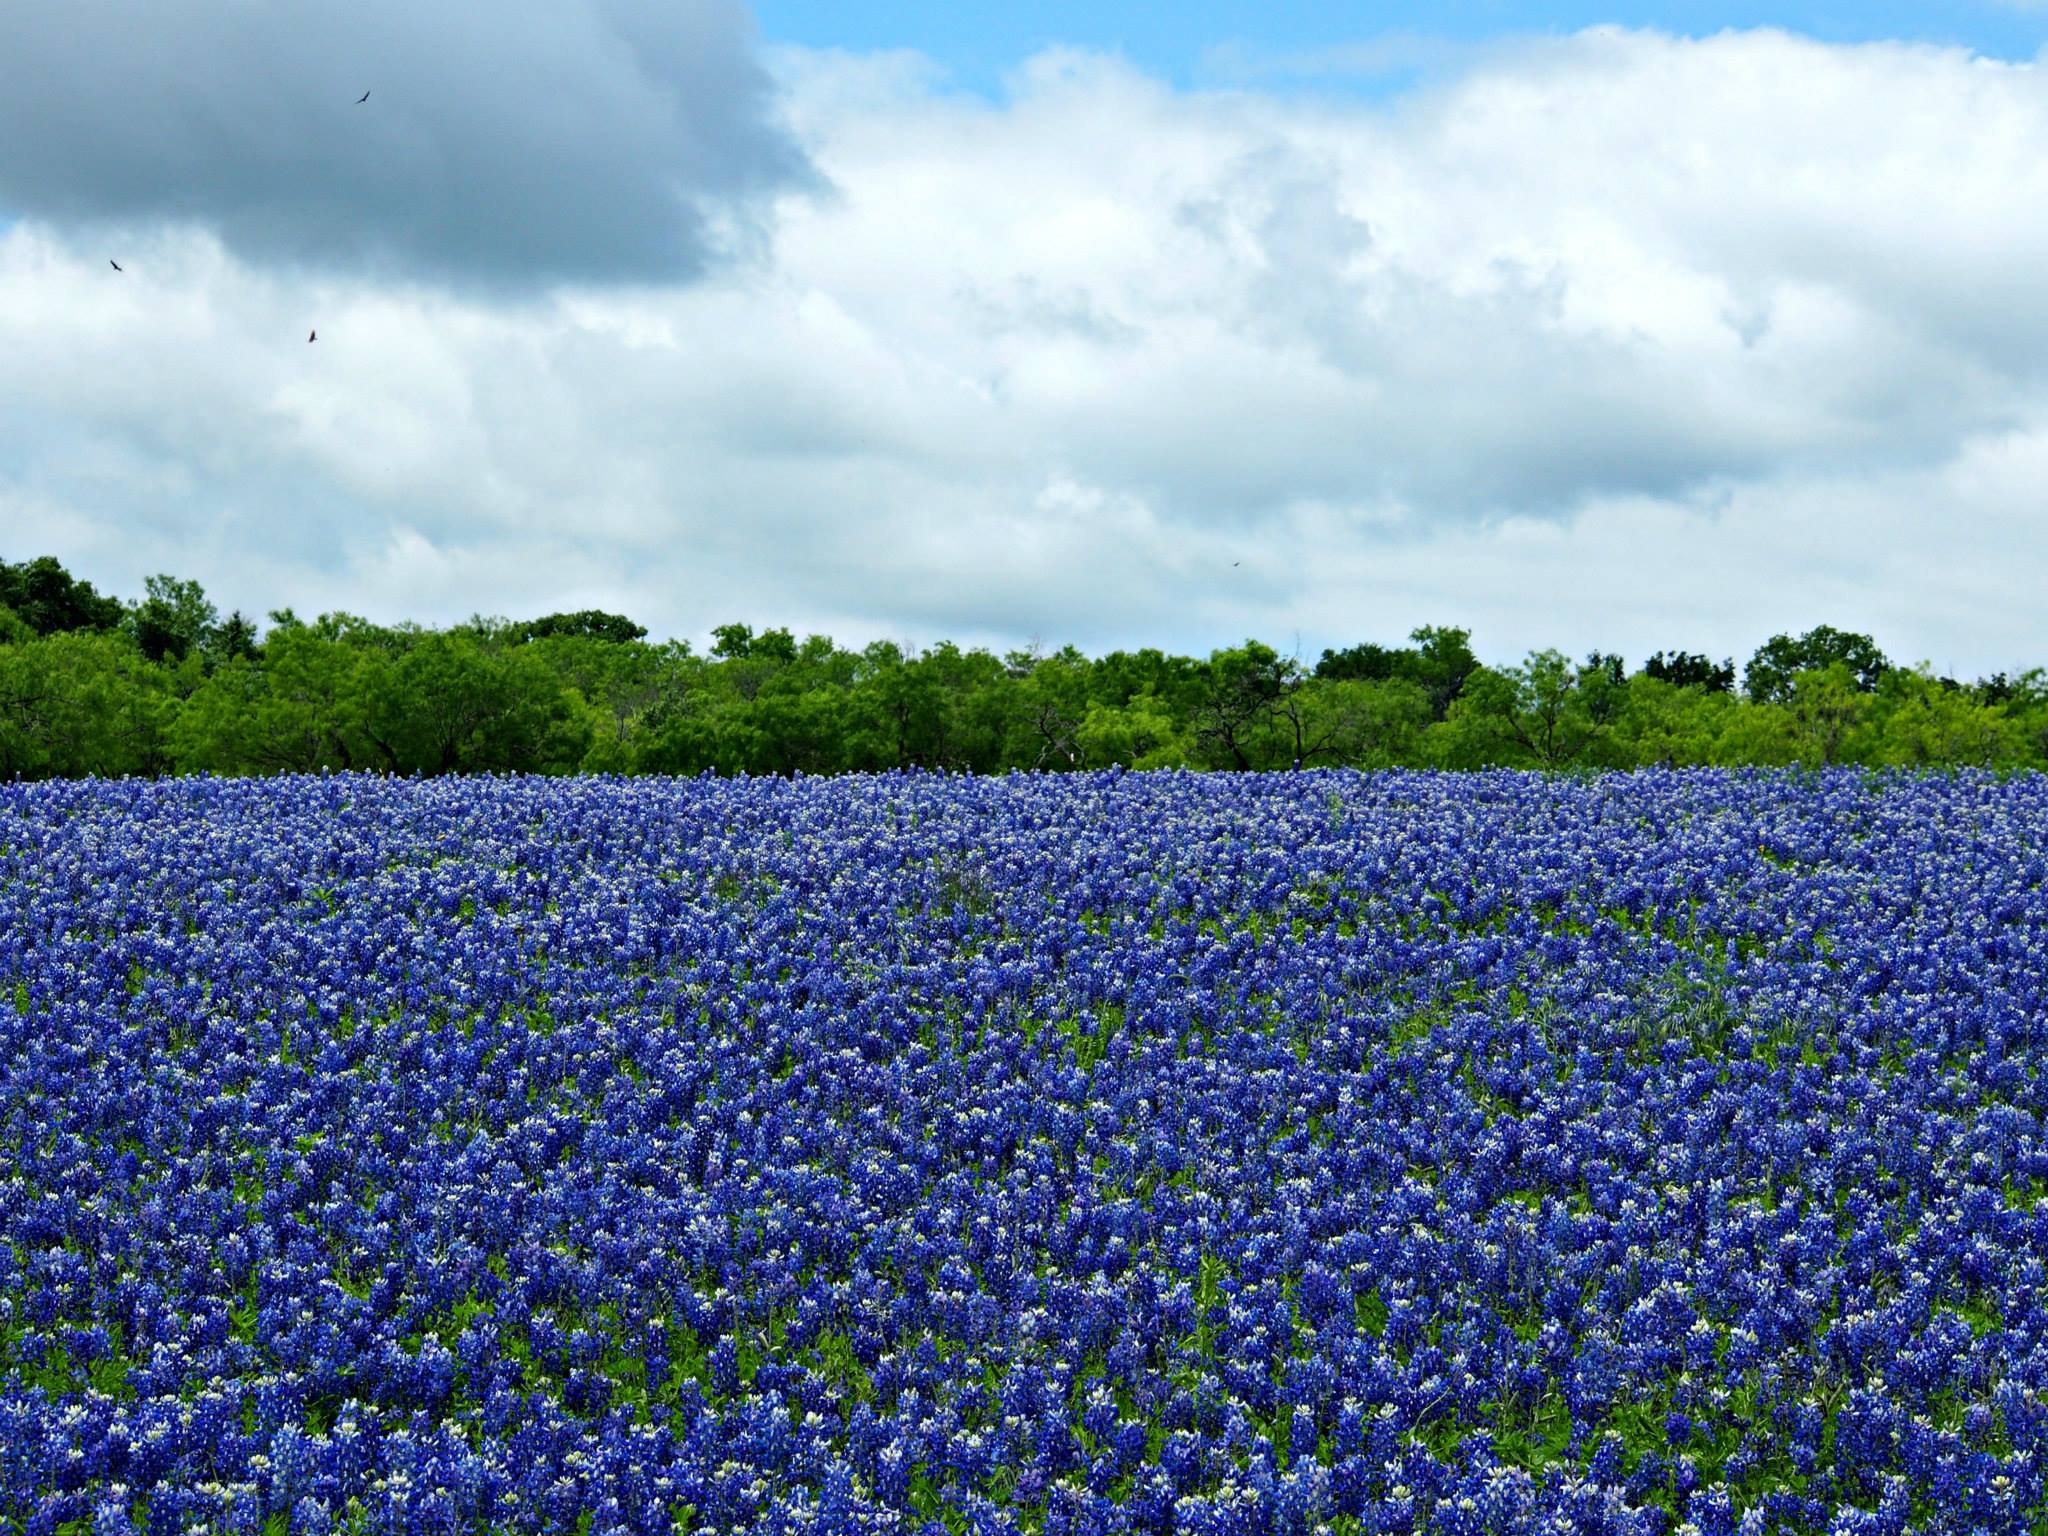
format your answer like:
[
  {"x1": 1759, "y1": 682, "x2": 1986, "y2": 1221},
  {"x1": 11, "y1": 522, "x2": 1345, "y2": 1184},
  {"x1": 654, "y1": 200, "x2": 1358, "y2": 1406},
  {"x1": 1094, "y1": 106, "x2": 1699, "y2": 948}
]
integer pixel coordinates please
[{"x1": 1, "y1": 553, "x2": 2041, "y2": 778}]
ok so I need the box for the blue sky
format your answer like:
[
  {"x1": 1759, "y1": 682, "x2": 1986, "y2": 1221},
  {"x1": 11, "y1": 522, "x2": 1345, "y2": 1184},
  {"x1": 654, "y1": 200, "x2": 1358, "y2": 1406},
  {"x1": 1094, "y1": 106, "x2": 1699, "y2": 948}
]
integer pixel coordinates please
[{"x1": 752, "y1": 0, "x2": 2048, "y2": 89}]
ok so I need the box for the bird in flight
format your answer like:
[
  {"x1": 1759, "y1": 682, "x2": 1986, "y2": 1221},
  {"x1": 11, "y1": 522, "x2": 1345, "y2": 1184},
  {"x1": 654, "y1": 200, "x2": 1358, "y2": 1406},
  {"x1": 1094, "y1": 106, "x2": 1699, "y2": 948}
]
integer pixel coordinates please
[
  {"x1": 356, "y1": 90, "x2": 370, "y2": 104},
  {"x1": 108, "y1": 260, "x2": 122, "y2": 272},
  {"x1": 308, "y1": 329, "x2": 317, "y2": 343}
]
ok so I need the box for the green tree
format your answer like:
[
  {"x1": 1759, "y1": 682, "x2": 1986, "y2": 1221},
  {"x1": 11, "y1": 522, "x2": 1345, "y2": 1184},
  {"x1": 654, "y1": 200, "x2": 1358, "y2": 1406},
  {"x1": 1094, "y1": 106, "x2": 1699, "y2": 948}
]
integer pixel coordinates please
[
  {"x1": 128, "y1": 574, "x2": 220, "y2": 665},
  {"x1": 1866, "y1": 666, "x2": 2020, "y2": 767},
  {"x1": 1607, "y1": 675, "x2": 1741, "y2": 767},
  {"x1": 1292, "y1": 677, "x2": 1433, "y2": 767},
  {"x1": 739, "y1": 686, "x2": 851, "y2": 775},
  {"x1": 1707, "y1": 699, "x2": 1798, "y2": 766},
  {"x1": 356, "y1": 632, "x2": 588, "y2": 774},
  {"x1": 1783, "y1": 663, "x2": 1871, "y2": 765},
  {"x1": 915, "y1": 642, "x2": 1011, "y2": 770},
  {"x1": 1641, "y1": 650, "x2": 1735, "y2": 692},
  {"x1": 837, "y1": 641, "x2": 1009, "y2": 770},
  {"x1": 9, "y1": 545, "x2": 2044, "y2": 778},
  {"x1": 1316, "y1": 626, "x2": 1478, "y2": 721},
  {"x1": 844, "y1": 641, "x2": 936, "y2": 769},
  {"x1": 1744, "y1": 625, "x2": 1889, "y2": 703},
  {"x1": 513, "y1": 610, "x2": 648, "y2": 646},
  {"x1": 1091, "y1": 648, "x2": 1207, "y2": 720},
  {"x1": 710, "y1": 622, "x2": 757, "y2": 659},
  {"x1": 1077, "y1": 692, "x2": 1189, "y2": 768},
  {"x1": 1315, "y1": 641, "x2": 1409, "y2": 683},
  {"x1": 0, "y1": 632, "x2": 171, "y2": 777},
  {"x1": 1005, "y1": 645, "x2": 1094, "y2": 770},
  {"x1": 1431, "y1": 651, "x2": 1606, "y2": 768},
  {"x1": 1191, "y1": 642, "x2": 1302, "y2": 771},
  {"x1": 1999, "y1": 671, "x2": 2048, "y2": 767},
  {"x1": 169, "y1": 623, "x2": 377, "y2": 773},
  {"x1": 0, "y1": 556, "x2": 125, "y2": 635},
  {"x1": 750, "y1": 627, "x2": 800, "y2": 665},
  {"x1": 1577, "y1": 651, "x2": 1630, "y2": 737},
  {"x1": 211, "y1": 611, "x2": 261, "y2": 666},
  {"x1": 1408, "y1": 625, "x2": 1480, "y2": 720},
  {"x1": 525, "y1": 635, "x2": 682, "y2": 772}
]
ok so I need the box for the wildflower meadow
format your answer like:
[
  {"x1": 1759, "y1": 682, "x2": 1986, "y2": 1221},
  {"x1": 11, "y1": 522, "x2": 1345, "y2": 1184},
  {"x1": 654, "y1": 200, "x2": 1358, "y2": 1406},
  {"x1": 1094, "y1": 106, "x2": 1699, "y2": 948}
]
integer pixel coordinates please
[{"x1": 3, "y1": 770, "x2": 2044, "y2": 1536}]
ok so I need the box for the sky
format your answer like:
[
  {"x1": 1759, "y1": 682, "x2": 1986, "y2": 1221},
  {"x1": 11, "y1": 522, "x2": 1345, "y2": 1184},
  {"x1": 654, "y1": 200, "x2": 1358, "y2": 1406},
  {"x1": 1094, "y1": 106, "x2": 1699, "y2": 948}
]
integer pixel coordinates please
[
  {"x1": 752, "y1": 0, "x2": 2048, "y2": 88},
  {"x1": 3, "y1": 2, "x2": 2048, "y2": 673}
]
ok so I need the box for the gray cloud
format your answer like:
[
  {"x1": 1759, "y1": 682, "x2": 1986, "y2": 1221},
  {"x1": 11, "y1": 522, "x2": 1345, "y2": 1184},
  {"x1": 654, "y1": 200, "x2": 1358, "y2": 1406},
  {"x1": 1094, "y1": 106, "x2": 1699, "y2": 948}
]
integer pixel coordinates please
[
  {"x1": 0, "y1": 0, "x2": 813, "y2": 285},
  {"x1": 5, "y1": 31, "x2": 2048, "y2": 673}
]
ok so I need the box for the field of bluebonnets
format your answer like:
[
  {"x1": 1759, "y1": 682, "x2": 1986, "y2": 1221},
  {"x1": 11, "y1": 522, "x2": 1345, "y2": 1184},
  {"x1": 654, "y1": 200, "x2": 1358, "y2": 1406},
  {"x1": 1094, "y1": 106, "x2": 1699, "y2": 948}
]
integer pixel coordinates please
[{"x1": 3, "y1": 769, "x2": 2047, "y2": 1536}]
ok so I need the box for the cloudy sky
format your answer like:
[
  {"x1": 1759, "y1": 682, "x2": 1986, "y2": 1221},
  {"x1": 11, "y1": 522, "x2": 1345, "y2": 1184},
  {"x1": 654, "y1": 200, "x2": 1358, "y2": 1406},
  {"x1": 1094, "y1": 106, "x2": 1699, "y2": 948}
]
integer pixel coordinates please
[{"x1": 3, "y1": 1, "x2": 2047, "y2": 672}]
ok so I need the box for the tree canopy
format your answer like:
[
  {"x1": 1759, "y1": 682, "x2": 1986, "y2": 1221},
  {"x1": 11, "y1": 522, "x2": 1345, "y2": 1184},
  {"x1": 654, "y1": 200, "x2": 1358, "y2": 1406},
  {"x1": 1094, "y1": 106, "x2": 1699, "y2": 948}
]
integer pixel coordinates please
[{"x1": 2, "y1": 553, "x2": 2041, "y2": 779}]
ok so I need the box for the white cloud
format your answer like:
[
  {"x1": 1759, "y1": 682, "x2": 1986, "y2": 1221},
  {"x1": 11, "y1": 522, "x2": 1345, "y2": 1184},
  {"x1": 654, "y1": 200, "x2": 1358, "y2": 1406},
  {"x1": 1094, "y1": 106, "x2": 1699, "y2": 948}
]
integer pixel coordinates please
[{"x1": 3, "y1": 27, "x2": 2048, "y2": 671}]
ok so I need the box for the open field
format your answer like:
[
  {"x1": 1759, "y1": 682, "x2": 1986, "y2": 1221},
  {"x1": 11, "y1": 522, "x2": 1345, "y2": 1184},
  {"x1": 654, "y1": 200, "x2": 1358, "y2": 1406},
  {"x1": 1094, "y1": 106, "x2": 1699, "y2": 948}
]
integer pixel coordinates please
[{"x1": 2, "y1": 770, "x2": 2046, "y2": 1534}]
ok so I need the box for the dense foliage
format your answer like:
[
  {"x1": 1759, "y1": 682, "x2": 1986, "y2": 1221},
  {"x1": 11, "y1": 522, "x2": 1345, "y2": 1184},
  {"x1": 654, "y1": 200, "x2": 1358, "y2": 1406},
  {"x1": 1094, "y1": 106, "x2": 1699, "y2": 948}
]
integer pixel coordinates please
[
  {"x1": 5, "y1": 555, "x2": 2047, "y2": 778},
  {"x1": 4, "y1": 770, "x2": 2047, "y2": 1533}
]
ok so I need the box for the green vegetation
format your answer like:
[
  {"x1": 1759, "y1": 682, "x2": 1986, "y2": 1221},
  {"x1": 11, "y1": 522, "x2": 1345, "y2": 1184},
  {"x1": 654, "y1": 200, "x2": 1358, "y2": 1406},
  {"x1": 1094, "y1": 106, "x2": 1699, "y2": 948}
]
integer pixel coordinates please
[{"x1": 2, "y1": 552, "x2": 2044, "y2": 777}]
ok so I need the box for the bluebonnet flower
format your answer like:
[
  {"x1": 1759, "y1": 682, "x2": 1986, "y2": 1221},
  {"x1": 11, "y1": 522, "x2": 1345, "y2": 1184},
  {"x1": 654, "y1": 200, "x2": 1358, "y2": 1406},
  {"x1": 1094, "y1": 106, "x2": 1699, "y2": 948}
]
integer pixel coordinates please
[{"x1": 2, "y1": 770, "x2": 2047, "y2": 1528}]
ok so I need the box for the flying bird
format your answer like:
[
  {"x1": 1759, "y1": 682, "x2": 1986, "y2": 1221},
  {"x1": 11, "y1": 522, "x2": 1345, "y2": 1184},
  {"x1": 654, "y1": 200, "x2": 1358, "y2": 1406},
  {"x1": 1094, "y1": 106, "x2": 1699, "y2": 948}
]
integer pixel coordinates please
[
  {"x1": 356, "y1": 90, "x2": 370, "y2": 104},
  {"x1": 108, "y1": 260, "x2": 122, "y2": 272},
  {"x1": 308, "y1": 329, "x2": 317, "y2": 343}
]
